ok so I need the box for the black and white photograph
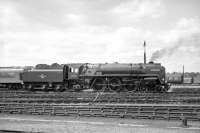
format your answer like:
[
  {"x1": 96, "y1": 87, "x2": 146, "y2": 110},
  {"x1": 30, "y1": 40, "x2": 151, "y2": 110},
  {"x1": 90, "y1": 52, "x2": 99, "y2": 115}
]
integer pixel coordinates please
[{"x1": 0, "y1": 0, "x2": 200, "y2": 132}]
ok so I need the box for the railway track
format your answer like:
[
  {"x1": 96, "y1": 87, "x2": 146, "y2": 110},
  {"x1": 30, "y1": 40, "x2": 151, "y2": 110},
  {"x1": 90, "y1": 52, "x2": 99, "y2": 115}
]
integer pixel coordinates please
[
  {"x1": 1, "y1": 89, "x2": 200, "y2": 121},
  {"x1": 1, "y1": 96, "x2": 200, "y2": 104},
  {"x1": 1, "y1": 91, "x2": 200, "y2": 104},
  {"x1": 0, "y1": 103, "x2": 199, "y2": 121},
  {"x1": 1, "y1": 87, "x2": 200, "y2": 95},
  {"x1": 1, "y1": 90, "x2": 200, "y2": 96}
]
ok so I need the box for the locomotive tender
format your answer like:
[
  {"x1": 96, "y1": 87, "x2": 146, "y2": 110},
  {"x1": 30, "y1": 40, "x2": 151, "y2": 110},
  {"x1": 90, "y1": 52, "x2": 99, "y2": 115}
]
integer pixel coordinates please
[{"x1": 22, "y1": 69, "x2": 63, "y2": 91}]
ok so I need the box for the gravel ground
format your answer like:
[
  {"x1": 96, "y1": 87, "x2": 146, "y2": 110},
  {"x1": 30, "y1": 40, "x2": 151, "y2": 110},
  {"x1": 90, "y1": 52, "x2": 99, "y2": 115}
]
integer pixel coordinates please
[{"x1": 0, "y1": 114, "x2": 199, "y2": 133}]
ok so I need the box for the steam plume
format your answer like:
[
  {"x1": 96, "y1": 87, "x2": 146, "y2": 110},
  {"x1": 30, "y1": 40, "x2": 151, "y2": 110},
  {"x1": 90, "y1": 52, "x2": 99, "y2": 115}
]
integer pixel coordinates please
[
  {"x1": 150, "y1": 33, "x2": 200, "y2": 61},
  {"x1": 150, "y1": 45, "x2": 179, "y2": 61}
]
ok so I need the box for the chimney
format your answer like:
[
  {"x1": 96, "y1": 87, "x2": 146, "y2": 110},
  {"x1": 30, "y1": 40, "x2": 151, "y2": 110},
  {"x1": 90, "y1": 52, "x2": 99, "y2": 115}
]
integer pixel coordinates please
[{"x1": 144, "y1": 41, "x2": 146, "y2": 64}]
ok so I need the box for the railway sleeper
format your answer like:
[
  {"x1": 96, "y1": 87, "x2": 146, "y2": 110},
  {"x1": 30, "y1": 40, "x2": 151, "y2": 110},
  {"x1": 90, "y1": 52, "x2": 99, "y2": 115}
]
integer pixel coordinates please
[
  {"x1": 78, "y1": 111, "x2": 98, "y2": 117},
  {"x1": 103, "y1": 113, "x2": 124, "y2": 118},
  {"x1": 79, "y1": 113, "x2": 94, "y2": 117},
  {"x1": 151, "y1": 115, "x2": 166, "y2": 120},
  {"x1": 124, "y1": 114, "x2": 151, "y2": 119},
  {"x1": 65, "y1": 111, "x2": 79, "y2": 116},
  {"x1": 8, "y1": 109, "x2": 22, "y2": 114},
  {"x1": 185, "y1": 117, "x2": 200, "y2": 121},
  {"x1": 54, "y1": 112, "x2": 65, "y2": 116}
]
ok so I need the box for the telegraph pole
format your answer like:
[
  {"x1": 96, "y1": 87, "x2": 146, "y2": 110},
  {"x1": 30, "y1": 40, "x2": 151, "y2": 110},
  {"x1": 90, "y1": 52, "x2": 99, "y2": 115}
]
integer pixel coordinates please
[{"x1": 144, "y1": 41, "x2": 146, "y2": 64}]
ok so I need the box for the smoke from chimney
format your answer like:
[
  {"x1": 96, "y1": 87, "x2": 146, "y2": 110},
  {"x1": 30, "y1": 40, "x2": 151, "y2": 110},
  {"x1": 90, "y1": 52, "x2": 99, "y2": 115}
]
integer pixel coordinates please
[
  {"x1": 150, "y1": 45, "x2": 179, "y2": 61},
  {"x1": 150, "y1": 33, "x2": 200, "y2": 61}
]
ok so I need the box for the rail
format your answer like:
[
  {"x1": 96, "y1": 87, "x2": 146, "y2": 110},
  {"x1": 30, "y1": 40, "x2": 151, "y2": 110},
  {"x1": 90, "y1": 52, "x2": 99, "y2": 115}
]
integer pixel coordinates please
[
  {"x1": 0, "y1": 103, "x2": 199, "y2": 121},
  {"x1": 1, "y1": 92, "x2": 200, "y2": 104}
]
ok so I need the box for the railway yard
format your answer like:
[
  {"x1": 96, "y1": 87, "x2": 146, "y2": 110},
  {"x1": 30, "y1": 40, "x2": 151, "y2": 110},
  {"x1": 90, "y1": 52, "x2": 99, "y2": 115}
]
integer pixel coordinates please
[
  {"x1": 1, "y1": 0, "x2": 200, "y2": 132},
  {"x1": 0, "y1": 88, "x2": 200, "y2": 133}
]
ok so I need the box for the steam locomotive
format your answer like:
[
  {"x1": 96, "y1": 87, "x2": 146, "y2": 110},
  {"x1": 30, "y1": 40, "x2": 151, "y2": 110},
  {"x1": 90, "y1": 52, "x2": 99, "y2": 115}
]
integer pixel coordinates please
[
  {"x1": 65, "y1": 62, "x2": 167, "y2": 92},
  {"x1": 0, "y1": 62, "x2": 168, "y2": 92}
]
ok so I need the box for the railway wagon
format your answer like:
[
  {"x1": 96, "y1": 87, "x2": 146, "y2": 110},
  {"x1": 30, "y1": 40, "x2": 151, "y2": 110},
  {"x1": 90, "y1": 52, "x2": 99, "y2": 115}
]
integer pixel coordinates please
[
  {"x1": 64, "y1": 62, "x2": 167, "y2": 92},
  {"x1": 193, "y1": 76, "x2": 200, "y2": 84},
  {"x1": 0, "y1": 68, "x2": 23, "y2": 89},
  {"x1": 166, "y1": 73, "x2": 183, "y2": 84},
  {"x1": 21, "y1": 69, "x2": 64, "y2": 91}
]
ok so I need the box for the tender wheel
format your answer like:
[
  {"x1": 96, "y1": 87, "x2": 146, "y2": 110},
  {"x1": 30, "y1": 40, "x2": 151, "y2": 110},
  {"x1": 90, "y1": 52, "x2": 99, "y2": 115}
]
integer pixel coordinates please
[
  {"x1": 93, "y1": 78, "x2": 106, "y2": 91},
  {"x1": 109, "y1": 78, "x2": 122, "y2": 92},
  {"x1": 8, "y1": 84, "x2": 13, "y2": 90},
  {"x1": 53, "y1": 84, "x2": 61, "y2": 92},
  {"x1": 26, "y1": 84, "x2": 34, "y2": 91}
]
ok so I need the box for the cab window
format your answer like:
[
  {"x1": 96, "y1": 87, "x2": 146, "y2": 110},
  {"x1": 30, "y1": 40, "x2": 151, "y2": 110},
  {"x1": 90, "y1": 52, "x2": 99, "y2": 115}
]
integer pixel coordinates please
[
  {"x1": 75, "y1": 68, "x2": 79, "y2": 73},
  {"x1": 69, "y1": 67, "x2": 73, "y2": 72}
]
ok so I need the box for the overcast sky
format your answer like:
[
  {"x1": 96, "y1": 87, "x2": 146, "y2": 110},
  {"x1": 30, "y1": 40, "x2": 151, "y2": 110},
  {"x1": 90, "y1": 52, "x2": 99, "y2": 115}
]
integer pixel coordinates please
[{"x1": 0, "y1": 0, "x2": 200, "y2": 72}]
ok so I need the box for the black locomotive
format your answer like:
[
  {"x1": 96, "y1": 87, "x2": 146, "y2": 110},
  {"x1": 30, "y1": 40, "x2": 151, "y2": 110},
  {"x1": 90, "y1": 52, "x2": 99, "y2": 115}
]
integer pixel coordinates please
[{"x1": 63, "y1": 62, "x2": 167, "y2": 92}]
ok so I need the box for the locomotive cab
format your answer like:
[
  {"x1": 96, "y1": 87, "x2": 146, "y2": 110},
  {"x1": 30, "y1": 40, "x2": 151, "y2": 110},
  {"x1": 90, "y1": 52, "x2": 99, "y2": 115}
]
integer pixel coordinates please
[
  {"x1": 63, "y1": 64, "x2": 82, "y2": 90},
  {"x1": 63, "y1": 65, "x2": 79, "y2": 80}
]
